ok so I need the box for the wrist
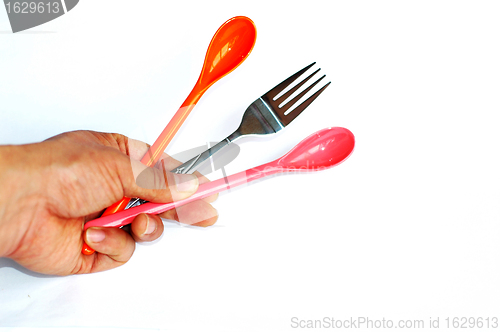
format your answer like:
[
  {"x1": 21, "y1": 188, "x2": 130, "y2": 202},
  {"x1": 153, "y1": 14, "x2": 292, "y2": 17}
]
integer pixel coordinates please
[{"x1": 0, "y1": 143, "x2": 46, "y2": 257}]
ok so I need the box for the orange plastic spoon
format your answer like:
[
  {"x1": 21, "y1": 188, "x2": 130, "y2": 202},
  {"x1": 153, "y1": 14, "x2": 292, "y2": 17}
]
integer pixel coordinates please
[{"x1": 82, "y1": 16, "x2": 256, "y2": 254}]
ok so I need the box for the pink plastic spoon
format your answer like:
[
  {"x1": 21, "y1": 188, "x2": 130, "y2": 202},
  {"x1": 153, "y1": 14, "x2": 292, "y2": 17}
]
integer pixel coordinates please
[{"x1": 84, "y1": 127, "x2": 355, "y2": 230}]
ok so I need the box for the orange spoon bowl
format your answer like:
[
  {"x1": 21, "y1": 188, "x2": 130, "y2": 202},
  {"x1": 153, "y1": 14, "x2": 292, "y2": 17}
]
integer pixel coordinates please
[{"x1": 196, "y1": 16, "x2": 257, "y2": 92}]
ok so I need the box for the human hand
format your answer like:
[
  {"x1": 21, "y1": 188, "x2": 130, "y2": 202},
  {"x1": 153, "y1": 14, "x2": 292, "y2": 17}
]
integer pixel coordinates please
[{"x1": 0, "y1": 131, "x2": 218, "y2": 275}]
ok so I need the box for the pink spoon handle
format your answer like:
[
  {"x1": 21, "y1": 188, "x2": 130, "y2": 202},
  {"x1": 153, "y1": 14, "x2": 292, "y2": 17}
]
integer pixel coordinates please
[
  {"x1": 84, "y1": 165, "x2": 277, "y2": 230},
  {"x1": 84, "y1": 127, "x2": 356, "y2": 230}
]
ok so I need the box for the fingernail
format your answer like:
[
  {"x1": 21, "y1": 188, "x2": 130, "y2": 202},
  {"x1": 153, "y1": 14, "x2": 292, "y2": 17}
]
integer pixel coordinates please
[
  {"x1": 144, "y1": 215, "x2": 156, "y2": 235},
  {"x1": 174, "y1": 174, "x2": 199, "y2": 193},
  {"x1": 87, "y1": 228, "x2": 105, "y2": 243}
]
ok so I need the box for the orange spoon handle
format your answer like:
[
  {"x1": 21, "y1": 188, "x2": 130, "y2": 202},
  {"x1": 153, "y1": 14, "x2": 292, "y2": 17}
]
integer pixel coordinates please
[
  {"x1": 139, "y1": 91, "x2": 202, "y2": 167},
  {"x1": 81, "y1": 90, "x2": 203, "y2": 255},
  {"x1": 104, "y1": 89, "x2": 202, "y2": 211}
]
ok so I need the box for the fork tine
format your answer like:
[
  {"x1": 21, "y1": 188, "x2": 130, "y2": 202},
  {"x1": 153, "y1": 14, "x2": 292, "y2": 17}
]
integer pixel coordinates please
[
  {"x1": 280, "y1": 74, "x2": 325, "y2": 113},
  {"x1": 275, "y1": 68, "x2": 321, "y2": 106},
  {"x1": 279, "y1": 81, "x2": 331, "y2": 126},
  {"x1": 264, "y1": 62, "x2": 316, "y2": 99}
]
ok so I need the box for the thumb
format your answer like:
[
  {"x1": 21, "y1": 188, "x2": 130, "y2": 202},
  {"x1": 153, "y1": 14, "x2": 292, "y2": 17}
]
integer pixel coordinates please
[{"x1": 127, "y1": 157, "x2": 199, "y2": 203}]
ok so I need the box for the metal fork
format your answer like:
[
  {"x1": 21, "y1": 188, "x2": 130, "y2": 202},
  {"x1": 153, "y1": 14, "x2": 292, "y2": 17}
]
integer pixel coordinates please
[
  {"x1": 126, "y1": 63, "x2": 329, "y2": 209},
  {"x1": 170, "y1": 62, "x2": 330, "y2": 174}
]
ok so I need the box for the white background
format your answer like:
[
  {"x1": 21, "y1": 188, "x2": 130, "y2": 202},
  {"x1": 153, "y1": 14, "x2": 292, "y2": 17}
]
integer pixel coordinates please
[{"x1": 1, "y1": 1, "x2": 499, "y2": 331}]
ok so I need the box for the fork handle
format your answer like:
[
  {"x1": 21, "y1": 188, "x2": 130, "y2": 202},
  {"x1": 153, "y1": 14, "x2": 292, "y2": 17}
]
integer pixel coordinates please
[{"x1": 170, "y1": 131, "x2": 241, "y2": 174}]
